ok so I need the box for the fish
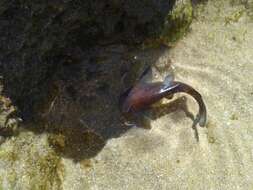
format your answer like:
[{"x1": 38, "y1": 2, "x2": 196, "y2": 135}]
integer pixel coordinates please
[{"x1": 119, "y1": 67, "x2": 207, "y2": 127}]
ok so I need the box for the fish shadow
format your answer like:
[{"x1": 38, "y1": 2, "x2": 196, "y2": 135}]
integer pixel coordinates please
[{"x1": 146, "y1": 96, "x2": 200, "y2": 141}]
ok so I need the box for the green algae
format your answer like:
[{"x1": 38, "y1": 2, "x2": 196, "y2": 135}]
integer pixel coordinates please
[
  {"x1": 230, "y1": 114, "x2": 239, "y2": 121},
  {"x1": 48, "y1": 128, "x2": 105, "y2": 161},
  {"x1": 142, "y1": 0, "x2": 193, "y2": 48},
  {"x1": 0, "y1": 80, "x2": 20, "y2": 136},
  {"x1": 0, "y1": 130, "x2": 64, "y2": 190},
  {"x1": 0, "y1": 169, "x2": 16, "y2": 190},
  {"x1": 23, "y1": 149, "x2": 63, "y2": 190},
  {"x1": 6, "y1": 170, "x2": 17, "y2": 190},
  {"x1": 161, "y1": 0, "x2": 193, "y2": 43},
  {"x1": 0, "y1": 149, "x2": 18, "y2": 162},
  {"x1": 26, "y1": 150, "x2": 63, "y2": 190},
  {"x1": 225, "y1": 9, "x2": 244, "y2": 24}
]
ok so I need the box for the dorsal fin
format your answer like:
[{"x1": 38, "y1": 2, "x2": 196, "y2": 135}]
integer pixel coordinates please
[
  {"x1": 137, "y1": 65, "x2": 152, "y2": 84},
  {"x1": 163, "y1": 71, "x2": 175, "y2": 87},
  {"x1": 138, "y1": 66, "x2": 151, "y2": 80}
]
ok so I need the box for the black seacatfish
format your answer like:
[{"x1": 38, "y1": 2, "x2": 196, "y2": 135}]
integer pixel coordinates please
[{"x1": 119, "y1": 67, "x2": 207, "y2": 127}]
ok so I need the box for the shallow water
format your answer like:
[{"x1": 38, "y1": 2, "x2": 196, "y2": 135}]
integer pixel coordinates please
[
  {"x1": 73, "y1": 1, "x2": 253, "y2": 189},
  {"x1": 0, "y1": 0, "x2": 253, "y2": 189}
]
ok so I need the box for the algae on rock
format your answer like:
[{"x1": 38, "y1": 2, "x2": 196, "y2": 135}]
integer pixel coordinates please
[
  {"x1": 142, "y1": 0, "x2": 194, "y2": 48},
  {"x1": 0, "y1": 0, "x2": 176, "y2": 120},
  {"x1": 0, "y1": 131, "x2": 64, "y2": 190},
  {"x1": 0, "y1": 80, "x2": 19, "y2": 138},
  {"x1": 161, "y1": 0, "x2": 193, "y2": 43}
]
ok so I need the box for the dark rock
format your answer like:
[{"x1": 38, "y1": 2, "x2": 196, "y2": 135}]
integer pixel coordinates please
[{"x1": 0, "y1": 0, "x2": 176, "y2": 120}]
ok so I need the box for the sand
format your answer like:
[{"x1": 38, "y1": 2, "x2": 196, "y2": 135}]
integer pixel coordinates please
[{"x1": 72, "y1": 1, "x2": 253, "y2": 189}]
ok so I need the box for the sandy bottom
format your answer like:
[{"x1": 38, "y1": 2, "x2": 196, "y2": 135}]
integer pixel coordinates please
[
  {"x1": 0, "y1": 1, "x2": 253, "y2": 190},
  {"x1": 72, "y1": 1, "x2": 253, "y2": 189}
]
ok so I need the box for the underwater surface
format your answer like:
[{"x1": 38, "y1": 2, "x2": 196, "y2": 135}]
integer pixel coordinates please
[{"x1": 0, "y1": 0, "x2": 253, "y2": 189}]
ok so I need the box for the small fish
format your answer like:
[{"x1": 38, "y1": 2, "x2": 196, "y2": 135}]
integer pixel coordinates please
[{"x1": 119, "y1": 67, "x2": 207, "y2": 127}]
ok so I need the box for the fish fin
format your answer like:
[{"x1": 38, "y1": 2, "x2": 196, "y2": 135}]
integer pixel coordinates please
[
  {"x1": 134, "y1": 111, "x2": 152, "y2": 129},
  {"x1": 119, "y1": 87, "x2": 132, "y2": 108},
  {"x1": 138, "y1": 66, "x2": 151, "y2": 80},
  {"x1": 163, "y1": 71, "x2": 175, "y2": 87},
  {"x1": 137, "y1": 65, "x2": 153, "y2": 84}
]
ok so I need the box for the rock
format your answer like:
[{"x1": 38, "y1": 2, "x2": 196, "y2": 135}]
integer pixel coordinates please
[
  {"x1": 0, "y1": 93, "x2": 20, "y2": 137},
  {"x1": 158, "y1": 0, "x2": 193, "y2": 44},
  {"x1": 0, "y1": 0, "x2": 176, "y2": 120}
]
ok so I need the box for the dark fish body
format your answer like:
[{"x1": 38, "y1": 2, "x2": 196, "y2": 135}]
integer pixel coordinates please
[
  {"x1": 120, "y1": 78, "x2": 207, "y2": 127},
  {"x1": 121, "y1": 82, "x2": 177, "y2": 113}
]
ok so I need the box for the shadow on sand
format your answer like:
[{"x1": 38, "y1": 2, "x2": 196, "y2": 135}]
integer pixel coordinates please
[{"x1": 14, "y1": 45, "x2": 199, "y2": 162}]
